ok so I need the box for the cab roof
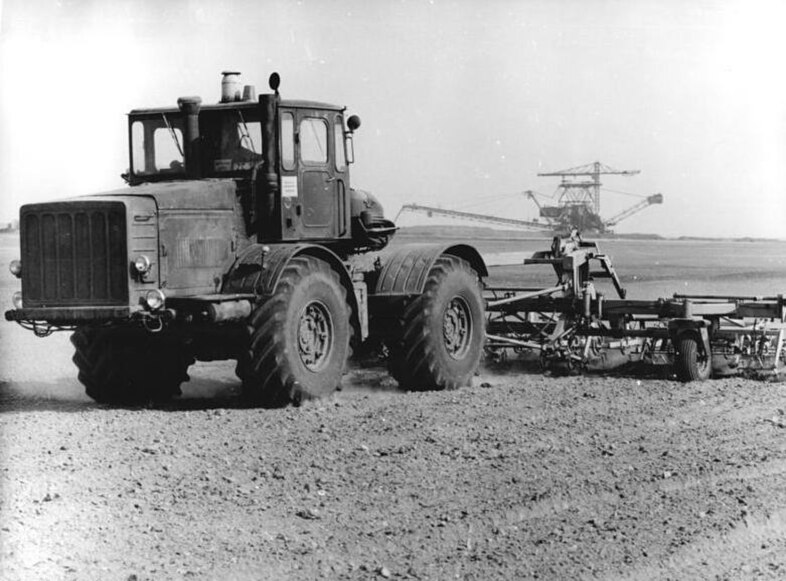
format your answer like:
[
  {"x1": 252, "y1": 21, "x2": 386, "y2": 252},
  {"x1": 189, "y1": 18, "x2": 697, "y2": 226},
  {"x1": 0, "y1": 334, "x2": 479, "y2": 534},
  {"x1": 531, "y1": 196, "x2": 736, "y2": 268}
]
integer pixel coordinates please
[{"x1": 129, "y1": 98, "x2": 344, "y2": 117}]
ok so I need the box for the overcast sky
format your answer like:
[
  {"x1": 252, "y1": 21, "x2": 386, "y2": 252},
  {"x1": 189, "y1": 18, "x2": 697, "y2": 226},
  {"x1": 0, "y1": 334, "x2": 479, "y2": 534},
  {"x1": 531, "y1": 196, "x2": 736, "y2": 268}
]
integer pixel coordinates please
[{"x1": 1, "y1": 0, "x2": 784, "y2": 238}]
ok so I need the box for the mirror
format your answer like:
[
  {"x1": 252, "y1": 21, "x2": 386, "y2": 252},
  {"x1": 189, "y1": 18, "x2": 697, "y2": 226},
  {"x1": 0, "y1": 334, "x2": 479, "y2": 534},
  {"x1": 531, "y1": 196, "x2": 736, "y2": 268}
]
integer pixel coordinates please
[
  {"x1": 268, "y1": 72, "x2": 281, "y2": 92},
  {"x1": 347, "y1": 115, "x2": 361, "y2": 132}
]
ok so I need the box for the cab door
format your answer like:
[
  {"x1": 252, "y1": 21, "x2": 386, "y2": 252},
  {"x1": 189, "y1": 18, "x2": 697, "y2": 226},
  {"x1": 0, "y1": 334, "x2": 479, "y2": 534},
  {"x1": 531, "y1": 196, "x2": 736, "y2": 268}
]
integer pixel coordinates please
[{"x1": 296, "y1": 111, "x2": 336, "y2": 239}]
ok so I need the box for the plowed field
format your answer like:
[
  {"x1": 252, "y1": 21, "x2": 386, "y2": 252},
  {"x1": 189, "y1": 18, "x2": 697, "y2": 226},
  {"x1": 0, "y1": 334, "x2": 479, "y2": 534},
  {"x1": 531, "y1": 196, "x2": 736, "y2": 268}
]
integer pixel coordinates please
[{"x1": 2, "y1": 232, "x2": 785, "y2": 580}]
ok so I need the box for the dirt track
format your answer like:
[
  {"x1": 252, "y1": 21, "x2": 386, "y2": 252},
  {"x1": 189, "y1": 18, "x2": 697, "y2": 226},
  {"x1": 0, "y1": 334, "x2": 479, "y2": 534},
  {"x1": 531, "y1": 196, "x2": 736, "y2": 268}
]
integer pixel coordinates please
[{"x1": 2, "y1": 358, "x2": 786, "y2": 580}]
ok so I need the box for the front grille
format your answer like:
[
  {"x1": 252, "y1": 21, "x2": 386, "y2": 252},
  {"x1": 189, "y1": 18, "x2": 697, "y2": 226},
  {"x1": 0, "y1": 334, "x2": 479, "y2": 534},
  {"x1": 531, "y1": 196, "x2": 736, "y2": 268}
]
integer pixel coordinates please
[{"x1": 21, "y1": 202, "x2": 129, "y2": 307}]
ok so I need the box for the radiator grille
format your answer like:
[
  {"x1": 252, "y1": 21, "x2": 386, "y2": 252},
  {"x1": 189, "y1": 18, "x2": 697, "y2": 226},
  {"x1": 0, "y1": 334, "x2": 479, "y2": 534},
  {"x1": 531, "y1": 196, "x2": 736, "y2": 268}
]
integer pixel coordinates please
[{"x1": 21, "y1": 202, "x2": 128, "y2": 307}]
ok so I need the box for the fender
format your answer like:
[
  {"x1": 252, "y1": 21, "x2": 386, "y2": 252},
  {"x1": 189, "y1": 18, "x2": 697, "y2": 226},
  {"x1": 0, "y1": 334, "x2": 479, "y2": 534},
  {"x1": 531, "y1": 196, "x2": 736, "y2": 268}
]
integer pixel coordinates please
[
  {"x1": 373, "y1": 243, "x2": 487, "y2": 296},
  {"x1": 222, "y1": 243, "x2": 360, "y2": 339}
]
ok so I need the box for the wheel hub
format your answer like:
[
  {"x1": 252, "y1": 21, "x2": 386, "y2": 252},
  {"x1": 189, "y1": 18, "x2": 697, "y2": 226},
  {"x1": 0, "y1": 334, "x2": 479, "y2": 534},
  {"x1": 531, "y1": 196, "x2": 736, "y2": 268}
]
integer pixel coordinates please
[
  {"x1": 443, "y1": 296, "x2": 472, "y2": 360},
  {"x1": 298, "y1": 300, "x2": 333, "y2": 371}
]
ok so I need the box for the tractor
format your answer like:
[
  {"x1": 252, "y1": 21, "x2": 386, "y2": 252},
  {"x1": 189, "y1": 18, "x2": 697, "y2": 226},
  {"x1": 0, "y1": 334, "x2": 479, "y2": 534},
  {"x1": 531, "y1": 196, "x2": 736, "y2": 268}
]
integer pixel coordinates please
[{"x1": 5, "y1": 72, "x2": 487, "y2": 406}]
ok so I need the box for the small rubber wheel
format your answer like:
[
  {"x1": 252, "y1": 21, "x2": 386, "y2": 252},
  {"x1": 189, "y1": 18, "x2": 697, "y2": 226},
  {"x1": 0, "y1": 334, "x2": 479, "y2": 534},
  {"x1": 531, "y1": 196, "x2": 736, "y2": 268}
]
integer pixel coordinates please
[{"x1": 675, "y1": 335, "x2": 711, "y2": 382}]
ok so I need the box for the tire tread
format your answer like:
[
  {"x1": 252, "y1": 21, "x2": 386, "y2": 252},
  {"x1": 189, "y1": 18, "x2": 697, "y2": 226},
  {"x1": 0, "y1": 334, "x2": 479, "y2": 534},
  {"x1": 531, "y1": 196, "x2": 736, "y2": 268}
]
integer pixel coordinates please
[{"x1": 387, "y1": 255, "x2": 484, "y2": 391}]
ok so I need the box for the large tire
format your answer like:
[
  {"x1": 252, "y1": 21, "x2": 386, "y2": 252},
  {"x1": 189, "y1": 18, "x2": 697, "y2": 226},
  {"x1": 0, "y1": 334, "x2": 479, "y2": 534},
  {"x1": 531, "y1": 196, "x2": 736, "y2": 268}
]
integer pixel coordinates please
[
  {"x1": 388, "y1": 255, "x2": 485, "y2": 391},
  {"x1": 675, "y1": 335, "x2": 711, "y2": 382},
  {"x1": 71, "y1": 328, "x2": 192, "y2": 405},
  {"x1": 240, "y1": 256, "x2": 351, "y2": 407}
]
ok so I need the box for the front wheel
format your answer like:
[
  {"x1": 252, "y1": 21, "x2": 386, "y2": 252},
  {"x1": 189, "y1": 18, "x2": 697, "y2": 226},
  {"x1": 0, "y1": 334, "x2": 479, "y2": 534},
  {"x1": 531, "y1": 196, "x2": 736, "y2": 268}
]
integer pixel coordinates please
[
  {"x1": 675, "y1": 335, "x2": 711, "y2": 382},
  {"x1": 387, "y1": 255, "x2": 485, "y2": 391},
  {"x1": 240, "y1": 256, "x2": 351, "y2": 407},
  {"x1": 71, "y1": 328, "x2": 192, "y2": 405}
]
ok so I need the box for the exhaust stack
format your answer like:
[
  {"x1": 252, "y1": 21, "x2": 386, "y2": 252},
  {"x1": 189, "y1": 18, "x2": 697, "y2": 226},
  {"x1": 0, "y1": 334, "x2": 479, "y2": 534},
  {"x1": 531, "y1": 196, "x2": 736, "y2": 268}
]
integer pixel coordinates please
[{"x1": 177, "y1": 96, "x2": 202, "y2": 179}]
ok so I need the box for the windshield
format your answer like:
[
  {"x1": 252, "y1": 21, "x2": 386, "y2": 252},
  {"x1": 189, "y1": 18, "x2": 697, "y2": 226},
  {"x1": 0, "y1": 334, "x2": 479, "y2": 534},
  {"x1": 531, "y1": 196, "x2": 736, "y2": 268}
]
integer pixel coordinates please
[
  {"x1": 130, "y1": 114, "x2": 186, "y2": 177},
  {"x1": 129, "y1": 109, "x2": 264, "y2": 179},
  {"x1": 201, "y1": 110, "x2": 263, "y2": 173}
]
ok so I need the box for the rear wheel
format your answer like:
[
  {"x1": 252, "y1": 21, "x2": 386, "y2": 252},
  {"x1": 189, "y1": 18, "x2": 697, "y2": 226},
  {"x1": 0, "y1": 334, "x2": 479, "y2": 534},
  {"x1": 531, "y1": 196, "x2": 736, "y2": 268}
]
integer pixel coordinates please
[
  {"x1": 675, "y1": 335, "x2": 711, "y2": 382},
  {"x1": 240, "y1": 256, "x2": 351, "y2": 407},
  {"x1": 388, "y1": 255, "x2": 485, "y2": 391},
  {"x1": 71, "y1": 328, "x2": 192, "y2": 405}
]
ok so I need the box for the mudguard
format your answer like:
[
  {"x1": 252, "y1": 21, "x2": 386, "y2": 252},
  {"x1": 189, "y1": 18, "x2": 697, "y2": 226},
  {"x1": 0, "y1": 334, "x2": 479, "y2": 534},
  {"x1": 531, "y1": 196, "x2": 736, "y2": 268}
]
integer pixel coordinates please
[
  {"x1": 222, "y1": 243, "x2": 360, "y2": 337},
  {"x1": 373, "y1": 243, "x2": 487, "y2": 296}
]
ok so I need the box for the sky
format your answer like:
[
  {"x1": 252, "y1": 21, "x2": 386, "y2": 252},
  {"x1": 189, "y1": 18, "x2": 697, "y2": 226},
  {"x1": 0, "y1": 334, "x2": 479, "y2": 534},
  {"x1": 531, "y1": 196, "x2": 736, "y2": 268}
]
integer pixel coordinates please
[{"x1": 0, "y1": 0, "x2": 784, "y2": 238}]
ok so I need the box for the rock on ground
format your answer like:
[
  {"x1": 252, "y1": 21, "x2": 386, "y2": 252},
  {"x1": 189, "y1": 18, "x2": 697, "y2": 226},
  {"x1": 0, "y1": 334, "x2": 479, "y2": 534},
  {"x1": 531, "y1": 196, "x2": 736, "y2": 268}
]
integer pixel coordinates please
[{"x1": 1, "y1": 360, "x2": 786, "y2": 580}]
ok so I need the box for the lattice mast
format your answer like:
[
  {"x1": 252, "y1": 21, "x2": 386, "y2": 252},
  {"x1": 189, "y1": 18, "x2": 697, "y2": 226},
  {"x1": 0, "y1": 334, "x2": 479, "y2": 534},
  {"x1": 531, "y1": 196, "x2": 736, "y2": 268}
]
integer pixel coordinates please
[{"x1": 538, "y1": 161, "x2": 640, "y2": 215}]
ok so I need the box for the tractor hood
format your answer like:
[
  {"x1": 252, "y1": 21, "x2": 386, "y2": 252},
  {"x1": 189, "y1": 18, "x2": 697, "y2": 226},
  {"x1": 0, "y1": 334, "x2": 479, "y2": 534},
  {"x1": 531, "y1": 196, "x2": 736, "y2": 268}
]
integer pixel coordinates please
[
  {"x1": 80, "y1": 179, "x2": 241, "y2": 296},
  {"x1": 86, "y1": 179, "x2": 237, "y2": 211}
]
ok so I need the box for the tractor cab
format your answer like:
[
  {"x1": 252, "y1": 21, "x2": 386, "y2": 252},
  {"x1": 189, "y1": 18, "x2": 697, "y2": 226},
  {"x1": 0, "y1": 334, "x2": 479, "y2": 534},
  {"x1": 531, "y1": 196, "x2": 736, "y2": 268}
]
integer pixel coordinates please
[
  {"x1": 126, "y1": 72, "x2": 394, "y2": 252},
  {"x1": 271, "y1": 100, "x2": 350, "y2": 242}
]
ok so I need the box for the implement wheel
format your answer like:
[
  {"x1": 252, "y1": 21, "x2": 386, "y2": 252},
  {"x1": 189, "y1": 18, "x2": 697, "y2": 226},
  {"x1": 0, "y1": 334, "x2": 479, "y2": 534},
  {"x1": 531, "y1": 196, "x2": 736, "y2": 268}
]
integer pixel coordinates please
[
  {"x1": 71, "y1": 328, "x2": 192, "y2": 405},
  {"x1": 388, "y1": 255, "x2": 485, "y2": 391},
  {"x1": 675, "y1": 335, "x2": 711, "y2": 382},
  {"x1": 240, "y1": 255, "x2": 351, "y2": 407}
]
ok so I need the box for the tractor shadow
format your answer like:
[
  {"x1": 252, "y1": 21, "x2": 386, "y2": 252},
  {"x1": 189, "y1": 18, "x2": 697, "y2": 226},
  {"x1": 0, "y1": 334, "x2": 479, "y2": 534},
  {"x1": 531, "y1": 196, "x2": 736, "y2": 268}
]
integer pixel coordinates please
[
  {"x1": 0, "y1": 379, "x2": 101, "y2": 413},
  {"x1": 0, "y1": 367, "x2": 400, "y2": 414},
  {"x1": 0, "y1": 373, "x2": 247, "y2": 414}
]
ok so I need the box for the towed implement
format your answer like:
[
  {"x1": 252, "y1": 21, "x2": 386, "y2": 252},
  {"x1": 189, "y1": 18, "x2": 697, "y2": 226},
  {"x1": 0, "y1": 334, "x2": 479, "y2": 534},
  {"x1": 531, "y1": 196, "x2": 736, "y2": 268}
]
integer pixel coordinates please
[{"x1": 484, "y1": 232, "x2": 786, "y2": 380}]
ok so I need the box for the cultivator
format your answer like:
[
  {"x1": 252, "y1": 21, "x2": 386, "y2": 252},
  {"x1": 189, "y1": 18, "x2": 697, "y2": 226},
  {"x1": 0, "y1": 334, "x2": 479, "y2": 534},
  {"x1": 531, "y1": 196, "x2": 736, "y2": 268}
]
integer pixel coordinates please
[{"x1": 484, "y1": 232, "x2": 786, "y2": 380}]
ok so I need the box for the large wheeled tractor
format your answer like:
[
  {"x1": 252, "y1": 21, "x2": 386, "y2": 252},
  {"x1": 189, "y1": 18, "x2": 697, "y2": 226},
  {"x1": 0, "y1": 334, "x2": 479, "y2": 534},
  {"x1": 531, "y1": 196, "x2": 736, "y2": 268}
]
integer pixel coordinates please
[{"x1": 5, "y1": 72, "x2": 487, "y2": 407}]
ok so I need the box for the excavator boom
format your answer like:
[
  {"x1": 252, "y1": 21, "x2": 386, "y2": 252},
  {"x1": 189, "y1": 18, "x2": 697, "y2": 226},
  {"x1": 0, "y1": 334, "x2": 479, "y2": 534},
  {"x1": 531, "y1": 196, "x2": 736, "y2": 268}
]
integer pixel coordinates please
[
  {"x1": 604, "y1": 193, "x2": 663, "y2": 228},
  {"x1": 396, "y1": 203, "x2": 550, "y2": 231}
]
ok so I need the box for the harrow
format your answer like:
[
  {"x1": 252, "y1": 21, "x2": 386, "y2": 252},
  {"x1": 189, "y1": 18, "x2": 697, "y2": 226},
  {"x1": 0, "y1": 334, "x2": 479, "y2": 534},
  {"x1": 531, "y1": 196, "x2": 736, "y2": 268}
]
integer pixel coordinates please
[{"x1": 484, "y1": 232, "x2": 786, "y2": 380}]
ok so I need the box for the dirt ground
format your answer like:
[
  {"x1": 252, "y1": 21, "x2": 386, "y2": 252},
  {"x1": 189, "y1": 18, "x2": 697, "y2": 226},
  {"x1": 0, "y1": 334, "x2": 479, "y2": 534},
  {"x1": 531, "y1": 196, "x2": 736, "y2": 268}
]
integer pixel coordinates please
[
  {"x1": 2, "y1": 232, "x2": 786, "y2": 579},
  {"x1": 2, "y1": 355, "x2": 786, "y2": 580}
]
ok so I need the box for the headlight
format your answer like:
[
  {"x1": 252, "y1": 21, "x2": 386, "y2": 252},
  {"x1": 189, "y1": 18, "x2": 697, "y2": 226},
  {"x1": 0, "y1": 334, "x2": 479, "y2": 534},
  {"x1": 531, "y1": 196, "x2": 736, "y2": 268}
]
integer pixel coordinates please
[
  {"x1": 144, "y1": 289, "x2": 166, "y2": 311},
  {"x1": 9, "y1": 259, "x2": 21, "y2": 278},
  {"x1": 133, "y1": 255, "x2": 152, "y2": 274},
  {"x1": 12, "y1": 291, "x2": 23, "y2": 309}
]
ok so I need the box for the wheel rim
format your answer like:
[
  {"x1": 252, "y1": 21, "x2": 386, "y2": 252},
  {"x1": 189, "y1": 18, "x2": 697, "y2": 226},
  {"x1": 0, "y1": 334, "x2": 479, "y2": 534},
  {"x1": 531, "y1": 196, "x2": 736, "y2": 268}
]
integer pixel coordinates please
[
  {"x1": 443, "y1": 296, "x2": 472, "y2": 360},
  {"x1": 298, "y1": 300, "x2": 334, "y2": 371}
]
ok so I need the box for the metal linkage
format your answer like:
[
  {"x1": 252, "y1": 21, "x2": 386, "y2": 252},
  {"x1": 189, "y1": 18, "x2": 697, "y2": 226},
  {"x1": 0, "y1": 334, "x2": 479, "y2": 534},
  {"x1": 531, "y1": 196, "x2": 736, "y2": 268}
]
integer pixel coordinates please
[{"x1": 484, "y1": 234, "x2": 786, "y2": 380}]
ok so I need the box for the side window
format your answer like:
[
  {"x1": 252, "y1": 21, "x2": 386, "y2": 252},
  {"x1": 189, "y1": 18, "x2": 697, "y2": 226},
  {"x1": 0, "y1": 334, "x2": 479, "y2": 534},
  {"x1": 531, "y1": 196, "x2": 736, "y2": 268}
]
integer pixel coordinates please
[
  {"x1": 281, "y1": 112, "x2": 295, "y2": 171},
  {"x1": 238, "y1": 121, "x2": 262, "y2": 156},
  {"x1": 131, "y1": 120, "x2": 184, "y2": 174},
  {"x1": 300, "y1": 118, "x2": 328, "y2": 164},
  {"x1": 334, "y1": 117, "x2": 346, "y2": 172},
  {"x1": 131, "y1": 121, "x2": 146, "y2": 173},
  {"x1": 130, "y1": 116, "x2": 185, "y2": 176},
  {"x1": 153, "y1": 127, "x2": 184, "y2": 171}
]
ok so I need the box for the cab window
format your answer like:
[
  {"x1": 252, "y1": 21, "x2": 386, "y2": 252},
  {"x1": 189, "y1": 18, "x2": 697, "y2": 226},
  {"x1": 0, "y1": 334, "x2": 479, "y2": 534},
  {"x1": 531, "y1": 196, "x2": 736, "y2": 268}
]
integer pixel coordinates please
[
  {"x1": 300, "y1": 118, "x2": 328, "y2": 164},
  {"x1": 201, "y1": 110, "x2": 263, "y2": 173},
  {"x1": 130, "y1": 116, "x2": 185, "y2": 175},
  {"x1": 281, "y1": 112, "x2": 295, "y2": 171},
  {"x1": 334, "y1": 117, "x2": 346, "y2": 172}
]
